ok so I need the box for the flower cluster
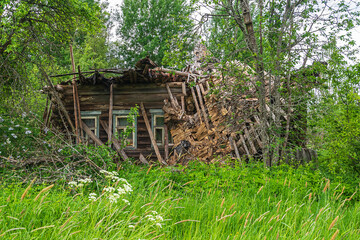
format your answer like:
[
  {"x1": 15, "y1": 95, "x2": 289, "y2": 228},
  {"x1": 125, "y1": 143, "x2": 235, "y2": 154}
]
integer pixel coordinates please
[
  {"x1": 68, "y1": 178, "x2": 92, "y2": 189},
  {"x1": 144, "y1": 211, "x2": 164, "y2": 228}
]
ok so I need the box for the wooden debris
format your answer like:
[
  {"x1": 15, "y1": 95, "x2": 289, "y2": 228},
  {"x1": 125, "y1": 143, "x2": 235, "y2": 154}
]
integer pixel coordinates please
[{"x1": 139, "y1": 153, "x2": 149, "y2": 165}]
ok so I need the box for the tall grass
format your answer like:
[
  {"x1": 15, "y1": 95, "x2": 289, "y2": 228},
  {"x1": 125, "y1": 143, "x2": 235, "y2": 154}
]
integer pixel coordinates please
[{"x1": 1, "y1": 163, "x2": 359, "y2": 239}]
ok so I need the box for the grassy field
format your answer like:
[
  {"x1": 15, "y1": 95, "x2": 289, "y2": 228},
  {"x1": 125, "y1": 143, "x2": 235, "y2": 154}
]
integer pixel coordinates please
[{"x1": 1, "y1": 162, "x2": 359, "y2": 239}]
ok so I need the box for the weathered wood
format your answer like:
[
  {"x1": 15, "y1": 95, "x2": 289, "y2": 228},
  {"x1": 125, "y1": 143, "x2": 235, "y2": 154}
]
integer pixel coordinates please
[
  {"x1": 100, "y1": 120, "x2": 129, "y2": 161},
  {"x1": 81, "y1": 120, "x2": 104, "y2": 146},
  {"x1": 70, "y1": 44, "x2": 81, "y2": 143},
  {"x1": 200, "y1": 83, "x2": 206, "y2": 95},
  {"x1": 139, "y1": 153, "x2": 149, "y2": 165},
  {"x1": 190, "y1": 87, "x2": 203, "y2": 123},
  {"x1": 240, "y1": 135, "x2": 251, "y2": 159},
  {"x1": 181, "y1": 96, "x2": 185, "y2": 112},
  {"x1": 164, "y1": 124, "x2": 169, "y2": 160},
  {"x1": 182, "y1": 82, "x2": 187, "y2": 96},
  {"x1": 244, "y1": 127, "x2": 257, "y2": 154},
  {"x1": 108, "y1": 84, "x2": 113, "y2": 146},
  {"x1": 229, "y1": 136, "x2": 241, "y2": 163},
  {"x1": 152, "y1": 67, "x2": 207, "y2": 78},
  {"x1": 166, "y1": 83, "x2": 180, "y2": 109},
  {"x1": 140, "y1": 102, "x2": 167, "y2": 165},
  {"x1": 195, "y1": 85, "x2": 210, "y2": 129}
]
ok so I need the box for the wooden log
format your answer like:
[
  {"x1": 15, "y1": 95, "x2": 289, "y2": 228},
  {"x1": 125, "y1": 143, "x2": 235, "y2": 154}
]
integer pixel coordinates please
[
  {"x1": 164, "y1": 124, "x2": 169, "y2": 160},
  {"x1": 139, "y1": 153, "x2": 149, "y2": 165},
  {"x1": 152, "y1": 67, "x2": 207, "y2": 78},
  {"x1": 100, "y1": 120, "x2": 129, "y2": 161},
  {"x1": 196, "y1": 85, "x2": 210, "y2": 129},
  {"x1": 140, "y1": 102, "x2": 167, "y2": 165},
  {"x1": 81, "y1": 120, "x2": 104, "y2": 146},
  {"x1": 200, "y1": 83, "x2": 206, "y2": 95},
  {"x1": 108, "y1": 84, "x2": 113, "y2": 146},
  {"x1": 190, "y1": 87, "x2": 203, "y2": 123}
]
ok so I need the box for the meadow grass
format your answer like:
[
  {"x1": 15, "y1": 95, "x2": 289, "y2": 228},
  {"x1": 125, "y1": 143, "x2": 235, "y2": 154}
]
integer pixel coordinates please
[{"x1": 0, "y1": 162, "x2": 359, "y2": 239}]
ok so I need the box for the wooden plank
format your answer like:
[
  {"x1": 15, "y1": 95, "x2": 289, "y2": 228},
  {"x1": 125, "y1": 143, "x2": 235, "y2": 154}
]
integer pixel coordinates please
[
  {"x1": 199, "y1": 83, "x2": 206, "y2": 95},
  {"x1": 229, "y1": 136, "x2": 241, "y2": 164},
  {"x1": 81, "y1": 120, "x2": 104, "y2": 146},
  {"x1": 244, "y1": 127, "x2": 257, "y2": 154},
  {"x1": 196, "y1": 85, "x2": 210, "y2": 129},
  {"x1": 181, "y1": 96, "x2": 185, "y2": 112},
  {"x1": 190, "y1": 87, "x2": 203, "y2": 123},
  {"x1": 166, "y1": 83, "x2": 180, "y2": 109},
  {"x1": 250, "y1": 123, "x2": 263, "y2": 148},
  {"x1": 140, "y1": 103, "x2": 167, "y2": 165},
  {"x1": 182, "y1": 82, "x2": 187, "y2": 96},
  {"x1": 108, "y1": 84, "x2": 113, "y2": 146},
  {"x1": 240, "y1": 135, "x2": 251, "y2": 159},
  {"x1": 164, "y1": 124, "x2": 169, "y2": 160},
  {"x1": 100, "y1": 120, "x2": 129, "y2": 161},
  {"x1": 70, "y1": 44, "x2": 80, "y2": 143},
  {"x1": 139, "y1": 153, "x2": 149, "y2": 165}
]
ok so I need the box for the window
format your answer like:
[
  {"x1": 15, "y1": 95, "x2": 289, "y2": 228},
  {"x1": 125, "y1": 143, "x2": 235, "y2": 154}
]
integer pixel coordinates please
[
  {"x1": 113, "y1": 110, "x2": 137, "y2": 148},
  {"x1": 150, "y1": 109, "x2": 173, "y2": 147},
  {"x1": 81, "y1": 111, "x2": 100, "y2": 145}
]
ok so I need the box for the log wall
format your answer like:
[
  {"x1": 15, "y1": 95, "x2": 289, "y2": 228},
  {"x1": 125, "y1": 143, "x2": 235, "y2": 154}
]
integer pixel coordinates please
[{"x1": 51, "y1": 83, "x2": 186, "y2": 160}]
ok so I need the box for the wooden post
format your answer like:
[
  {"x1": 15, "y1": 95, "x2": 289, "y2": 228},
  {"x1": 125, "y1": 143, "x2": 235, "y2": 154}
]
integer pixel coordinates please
[
  {"x1": 181, "y1": 96, "x2": 185, "y2": 112},
  {"x1": 240, "y1": 135, "x2": 251, "y2": 159},
  {"x1": 108, "y1": 84, "x2": 113, "y2": 147},
  {"x1": 164, "y1": 124, "x2": 169, "y2": 160},
  {"x1": 190, "y1": 87, "x2": 203, "y2": 123},
  {"x1": 182, "y1": 82, "x2": 187, "y2": 96},
  {"x1": 140, "y1": 102, "x2": 167, "y2": 165},
  {"x1": 166, "y1": 83, "x2": 180, "y2": 109},
  {"x1": 195, "y1": 85, "x2": 210, "y2": 129},
  {"x1": 70, "y1": 44, "x2": 80, "y2": 143}
]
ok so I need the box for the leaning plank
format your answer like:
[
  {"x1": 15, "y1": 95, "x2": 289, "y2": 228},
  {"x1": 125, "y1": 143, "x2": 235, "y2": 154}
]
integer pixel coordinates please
[
  {"x1": 190, "y1": 87, "x2": 203, "y2": 123},
  {"x1": 240, "y1": 135, "x2": 251, "y2": 159},
  {"x1": 70, "y1": 44, "x2": 80, "y2": 143},
  {"x1": 139, "y1": 153, "x2": 149, "y2": 165},
  {"x1": 100, "y1": 120, "x2": 129, "y2": 161},
  {"x1": 229, "y1": 136, "x2": 241, "y2": 164},
  {"x1": 140, "y1": 102, "x2": 167, "y2": 165},
  {"x1": 244, "y1": 127, "x2": 257, "y2": 154},
  {"x1": 108, "y1": 84, "x2": 113, "y2": 146},
  {"x1": 81, "y1": 120, "x2": 104, "y2": 146},
  {"x1": 166, "y1": 83, "x2": 180, "y2": 109},
  {"x1": 195, "y1": 85, "x2": 210, "y2": 129}
]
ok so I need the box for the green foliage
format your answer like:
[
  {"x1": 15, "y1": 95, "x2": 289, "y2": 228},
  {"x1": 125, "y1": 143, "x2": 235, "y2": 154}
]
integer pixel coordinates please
[
  {"x1": 113, "y1": 0, "x2": 196, "y2": 67},
  {"x1": 1, "y1": 162, "x2": 359, "y2": 239}
]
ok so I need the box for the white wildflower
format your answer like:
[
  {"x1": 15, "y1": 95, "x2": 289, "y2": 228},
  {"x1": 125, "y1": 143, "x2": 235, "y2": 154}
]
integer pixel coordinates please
[
  {"x1": 15, "y1": 124, "x2": 20, "y2": 127},
  {"x1": 122, "y1": 199, "x2": 130, "y2": 205},
  {"x1": 77, "y1": 183, "x2": 84, "y2": 188},
  {"x1": 117, "y1": 187, "x2": 126, "y2": 195},
  {"x1": 22, "y1": 112, "x2": 27, "y2": 118},
  {"x1": 112, "y1": 176, "x2": 120, "y2": 182},
  {"x1": 68, "y1": 181, "x2": 78, "y2": 188},
  {"x1": 43, "y1": 127, "x2": 48, "y2": 134},
  {"x1": 123, "y1": 184, "x2": 133, "y2": 193},
  {"x1": 11, "y1": 133, "x2": 17, "y2": 139},
  {"x1": 58, "y1": 148, "x2": 62, "y2": 152},
  {"x1": 25, "y1": 130, "x2": 32, "y2": 135},
  {"x1": 6, "y1": 138, "x2": 11, "y2": 144},
  {"x1": 155, "y1": 223, "x2": 162, "y2": 228},
  {"x1": 145, "y1": 215, "x2": 155, "y2": 221},
  {"x1": 79, "y1": 178, "x2": 92, "y2": 183},
  {"x1": 89, "y1": 193, "x2": 97, "y2": 201},
  {"x1": 111, "y1": 171, "x2": 119, "y2": 176},
  {"x1": 109, "y1": 193, "x2": 120, "y2": 203},
  {"x1": 155, "y1": 215, "x2": 164, "y2": 221},
  {"x1": 8, "y1": 127, "x2": 13, "y2": 131},
  {"x1": 103, "y1": 187, "x2": 116, "y2": 192},
  {"x1": 151, "y1": 211, "x2": 158, "y2": 215},
  {"x1": 128, "y1": 225, "x2": 135, "y2": 229}
]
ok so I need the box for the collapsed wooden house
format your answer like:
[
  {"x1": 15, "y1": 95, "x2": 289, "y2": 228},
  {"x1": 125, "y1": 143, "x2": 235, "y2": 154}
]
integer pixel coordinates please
[{"x1": 44, "y1": 56, "x2": 316, "y2": 165}]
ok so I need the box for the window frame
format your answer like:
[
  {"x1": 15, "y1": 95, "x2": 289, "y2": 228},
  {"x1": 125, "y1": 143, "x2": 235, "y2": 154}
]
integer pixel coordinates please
[
  {"x1": 80, "y1": 111, "x2": 101, "y2": 144},
  {"x1": 113, "y1": 110, "x2": 137, "y2": 149},
  {"x1": 150, "y1": 109, "x2": 173, "y2": 148}
]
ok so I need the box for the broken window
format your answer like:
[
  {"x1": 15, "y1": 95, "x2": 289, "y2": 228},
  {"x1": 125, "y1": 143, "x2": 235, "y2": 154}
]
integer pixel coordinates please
[
  {"x1": 81, "y1": 111, "x2": 101, "y2": 145},
  {"x1": 150, "y1": 109, "x2": 173, "y2": 147},
  {"x1": 113, "y1": 110, "x2": 137, "y2": 148}
]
